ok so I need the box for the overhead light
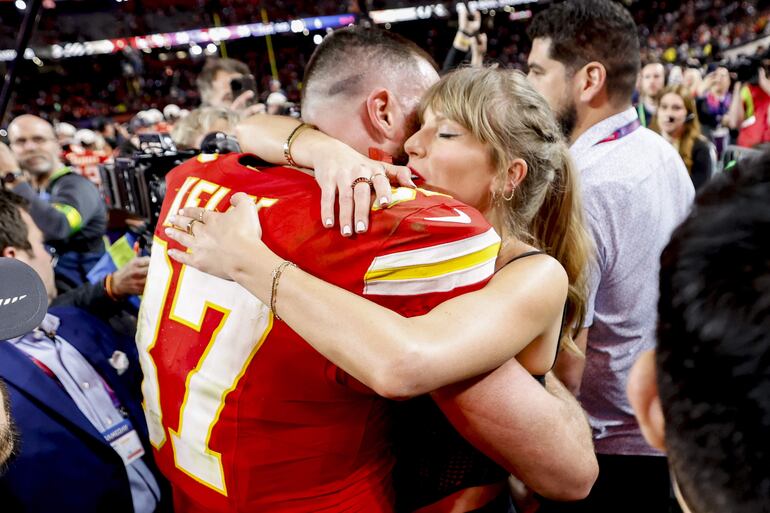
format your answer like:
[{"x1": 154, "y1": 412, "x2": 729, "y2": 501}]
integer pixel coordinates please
[
  {"x1": 313, "y1": 34, "x2": 323, "y2": 45},
  {"x1": 205, "y1": 43, "x2": 217, "y2": 54},
  {"x1": 190, "y1": 45, "x2": 202, "y2": 56},
  {"x1": 15, "y1": 0, "x2": 26, "y2": 10}
]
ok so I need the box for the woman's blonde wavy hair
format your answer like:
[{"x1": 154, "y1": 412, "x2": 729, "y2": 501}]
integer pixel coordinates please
[{"x1": 419, "y1": 67, "x2": 593, "y2": 354}]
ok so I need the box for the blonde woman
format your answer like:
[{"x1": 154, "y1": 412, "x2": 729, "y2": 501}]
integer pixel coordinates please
[
  {"x1": 167, "y1": 68, "x2": 594, "y2": 512},
  {"x1": 170, "y1": 106, "x2": 241, "y2": 150},
  {"x1": 651, "y1": 85, "x2": 714, "y2": 190}
]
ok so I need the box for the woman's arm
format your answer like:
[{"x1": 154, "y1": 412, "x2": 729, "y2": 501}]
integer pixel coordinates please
[
  {"x1": 724, "y1": 81, "x2": 745, "y2": 130},
  {"x1": 236, "y1": 114, "x2": 413, "y2": 233},
  {"x1": 166, "y1": 198, "x2": 568, "y2": 398}
]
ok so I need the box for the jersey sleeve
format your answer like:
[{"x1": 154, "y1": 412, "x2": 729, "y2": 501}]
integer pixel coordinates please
[{"x1": 363, "y1": 198, "x2": 500, "y2": 300}]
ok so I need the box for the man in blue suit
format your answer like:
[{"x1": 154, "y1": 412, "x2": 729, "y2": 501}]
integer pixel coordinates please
[{"x1": 0, "y1": 189, "x2": 171, "y2": 512}]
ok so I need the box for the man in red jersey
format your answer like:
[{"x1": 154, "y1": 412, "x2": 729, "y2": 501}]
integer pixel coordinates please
[{"x1": 138, "y1": 27, "x2": 596, "y2": 513}]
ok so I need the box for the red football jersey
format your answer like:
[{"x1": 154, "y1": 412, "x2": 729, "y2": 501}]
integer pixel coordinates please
[{"x1": 137, "y1": 153, "x2": 500, "y2": 512}]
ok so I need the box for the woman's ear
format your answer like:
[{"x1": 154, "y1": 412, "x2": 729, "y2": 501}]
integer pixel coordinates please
[
  {"x1": 1, "y1": 247, "x2": 16, "y2": 259},
  {"x1": 628, "y1": 350, "x2": 667, "y2": 451},
  {"x1": 498, "y1": 158, "x2": 528, "y2": 198}
]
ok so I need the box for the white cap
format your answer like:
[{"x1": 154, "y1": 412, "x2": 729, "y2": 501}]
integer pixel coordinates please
[
  {"x1": 56, "y1": 122, "x2": 76, "y2": 137},
  {"x1": 266, "y1": 92, "x2": 287, "y2": 106},
  {"x1": 145, "y1": 108, "x2": 164, "y2": 124},
  {"x1": 163, "y1": 104, "x2": 181, "y2": 120},
  {"x1": 75, "y1": 128, "x2": 97, "y2": 146}
]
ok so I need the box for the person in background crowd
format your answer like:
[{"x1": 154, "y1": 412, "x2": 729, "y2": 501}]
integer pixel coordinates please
[
  {"x1": 725, "y1": 53, "x2": 770, "y2": 147},
  {"x1": 696, "y1": 65, "x2": 732, "y2": 153},
  {"x1": 0, "y1": 190, "x2": 149, "y2": 346},
  {"x1": 442, "y1": 2, "x2": 482, "y2": 72},
  {"x1": 260, "y1": 77, "x2": 286, "y2": 103},
  {"x1": 652, "y1": 85, "x2": 715, "y2": 190},
  {"x1": 0, "y1": 190, "x2": 170, "y2": 513},
  {"x1": 628, "y1": 151, "x2": 770, "y2": 513},
  {"x1": 196, "y1": 57, "x2": 263, "y2": 117},
  {"x1": 636, "y1": 61, "x2": 666, "y2": 127},
  {"x1": 170, "y1": 106, "x2": 241, "y2": 150},
  {"x1": 265, "y1": 91, "x2": 288, "y2": 115},
  {"x1": 526, "y1": 0, "x2": 694, "y2": 511},
  {"x1": 0, "y1": 115, "x2": 107, "y2": 289},
  {"x1": 54, "y1": 121, "x2": 77, "y2": 152},
  {"x1": 0, "y1": 256, "x2": 49, "y2": 471},
  {"x1": 681, "y1": 67, "x2": 703, "y2": 98}
]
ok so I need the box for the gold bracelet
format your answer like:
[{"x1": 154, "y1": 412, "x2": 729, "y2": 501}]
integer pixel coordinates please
[
  {"x1": 282, "y1": 122, "x2": 313, "y2": 167},
  {"x1": 270, "y1": 260, "x2": 297, "y2": 320}
]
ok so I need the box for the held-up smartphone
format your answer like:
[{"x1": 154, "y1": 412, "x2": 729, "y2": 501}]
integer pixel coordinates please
[{"x1": 231, "y1": 74, "x2": 258, "y2": 103}]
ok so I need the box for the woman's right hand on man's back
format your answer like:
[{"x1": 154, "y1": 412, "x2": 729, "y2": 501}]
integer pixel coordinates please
[{"x1": 311, "y1": 141, "x2": 414, "y2": 236}]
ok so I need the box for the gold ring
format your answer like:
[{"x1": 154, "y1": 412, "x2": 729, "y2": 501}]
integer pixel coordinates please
[
  {"x1": 351, "y1": 176, "x2": 373, "y2": 189},
  {"x1": 187, "y1": 218, "x2": 201, "y2": 236}
]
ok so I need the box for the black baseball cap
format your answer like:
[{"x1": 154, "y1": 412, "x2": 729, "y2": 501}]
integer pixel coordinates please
[{"x1": 0, "y1": 258, "x2": 47, "y2": 340}]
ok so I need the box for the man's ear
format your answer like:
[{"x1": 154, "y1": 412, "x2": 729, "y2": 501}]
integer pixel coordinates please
[
  {"x1": 576, "y1": 61, "x2": 608, "y2": 105},
  {"x1": 1, "y1": 247, "x2": 16, "y2": 259},
  {"x1": 628, "y1": 350, "x2": 667, "y2": 451},
  {"x1": 364, "y1": 88, "x2": 402, "y2": 143}
]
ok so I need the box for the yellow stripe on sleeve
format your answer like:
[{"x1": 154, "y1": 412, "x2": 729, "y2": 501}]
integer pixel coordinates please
[
  {"x1": 364, "y1": 242, "x2": 499, "y2": 282},
  {"x1": 52, "y1": 203, "x2": 83, "y2": 234}
]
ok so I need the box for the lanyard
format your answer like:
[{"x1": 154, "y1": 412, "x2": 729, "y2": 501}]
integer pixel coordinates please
[
  {"x1": 595, "y1": 119, "x2": 642, "y2": 146},
  {"x1": 637, "y1": 103, "x2": 647, "y2": 127}
]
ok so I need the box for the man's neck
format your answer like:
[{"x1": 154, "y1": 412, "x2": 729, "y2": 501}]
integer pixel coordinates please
[
  {"x1": 30, "y1": 162, "x2": 65, "y2": 190},
  {"x1": 642, "y1": 95, "x2": 658, "y2": 113},
  {"x1": 569, "y1": 103, "x2": 632, "y2": 145}
]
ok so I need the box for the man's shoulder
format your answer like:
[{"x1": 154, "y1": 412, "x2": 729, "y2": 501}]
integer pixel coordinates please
[{"x1": 48, "y1": 306, "x2": 113, "y2": 336}]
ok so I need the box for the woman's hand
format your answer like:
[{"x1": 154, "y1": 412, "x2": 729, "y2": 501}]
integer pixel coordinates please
[
  {"x1": 165, "y1": 192, "x2": 265, "y2": 280},
  {"x1": 311, "y1": 140, "x2": 414, "y2": 236}
]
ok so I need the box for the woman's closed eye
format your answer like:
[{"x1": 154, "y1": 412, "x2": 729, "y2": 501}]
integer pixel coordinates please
[{"x1": 438, "y1": 132, "x2": 461, "y2": 139}]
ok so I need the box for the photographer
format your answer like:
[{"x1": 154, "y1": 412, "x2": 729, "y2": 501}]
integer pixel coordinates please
[
  {"x1": 724, "y1": 53, "x2": 770, "y2": 147},
  {"x1": 196, "y1": 57, "x2": 264, "y2": 118}
]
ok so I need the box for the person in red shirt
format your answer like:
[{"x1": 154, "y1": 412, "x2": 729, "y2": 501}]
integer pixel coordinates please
[
  {"x1": 725, "y1": 55, "x2": 770, "y2": 147},
  {"x1": 141, "y1": 152, "x2": 499, "y2": 512},
  {"x1": 163, "y1": 41, "x2": 597, "y2": 513}
]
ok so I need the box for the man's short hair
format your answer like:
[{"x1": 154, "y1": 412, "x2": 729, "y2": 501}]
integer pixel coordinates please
[
  {"x1": 657, "y1": 152, "x2": 770, "y2": 513},
  {"x1": 302, "y1": 26, "x2": 437, "y2": 105},
  {"x1": 196, "y1": 58, "x2": 250, "y2": 97},
  {"x1": 527, "y1": 0, "x2": 640, "y2": 104},
  {"x1": 0, "y1": 190, "x2": 31, "y2": 254}
]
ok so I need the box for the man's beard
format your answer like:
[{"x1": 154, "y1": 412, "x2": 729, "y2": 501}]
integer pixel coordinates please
[
  {"x1": 556, "y1": 97, "x2": 578, "y2": 141},
  {"x1": 20, "y1": 155, "x2": 54, "y2": 176}
]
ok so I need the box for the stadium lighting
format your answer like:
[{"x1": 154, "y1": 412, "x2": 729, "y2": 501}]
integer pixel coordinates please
[{"x1": 0, "y1": 0, "x2": 538, "y2": 61}]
